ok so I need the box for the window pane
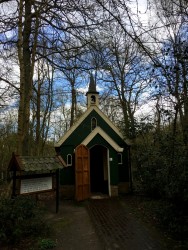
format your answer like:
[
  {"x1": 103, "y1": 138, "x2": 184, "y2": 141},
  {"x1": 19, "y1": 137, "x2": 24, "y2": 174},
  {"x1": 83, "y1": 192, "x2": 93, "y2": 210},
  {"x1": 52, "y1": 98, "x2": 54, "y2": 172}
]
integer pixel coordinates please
[
  {"x1": 118, "y1": 153, "x2": 122, "y2": 164},
  {"x1": 91, "y1": 117, "x2": 97, "y2": 130},
  {"x1": 67, "y1": 154, "x2": 72, "y2": 166}
]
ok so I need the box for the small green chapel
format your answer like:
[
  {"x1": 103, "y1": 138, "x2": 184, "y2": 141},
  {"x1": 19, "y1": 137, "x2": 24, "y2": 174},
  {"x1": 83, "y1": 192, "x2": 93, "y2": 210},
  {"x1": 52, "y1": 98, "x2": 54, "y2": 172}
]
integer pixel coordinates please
[{"x1": 55, "y1": 76, "x2": 131, "y2": 201}]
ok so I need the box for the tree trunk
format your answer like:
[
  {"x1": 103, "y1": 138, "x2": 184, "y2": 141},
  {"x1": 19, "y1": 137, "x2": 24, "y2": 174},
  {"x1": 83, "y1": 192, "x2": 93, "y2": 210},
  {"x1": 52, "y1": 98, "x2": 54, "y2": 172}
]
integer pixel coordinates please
[
  {"x1": 17, "y1": 0, "x2": 32, "y2": 155},
  {"x1": 70, "y1": 86, "x2": 76, "y2": 127},
  {"x1": 17, "y1": 0, "x2": 38, "y2": 155},
  {"x1": 36, "y1": 75, "x2": 41, "y2": 156}
]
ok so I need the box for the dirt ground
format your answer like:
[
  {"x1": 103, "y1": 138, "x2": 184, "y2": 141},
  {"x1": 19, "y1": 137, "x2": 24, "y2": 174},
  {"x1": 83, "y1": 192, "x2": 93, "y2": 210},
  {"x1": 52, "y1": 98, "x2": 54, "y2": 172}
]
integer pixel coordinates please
[{"x1": 46, "y1": 199, "x2": 103, "y2": 250}]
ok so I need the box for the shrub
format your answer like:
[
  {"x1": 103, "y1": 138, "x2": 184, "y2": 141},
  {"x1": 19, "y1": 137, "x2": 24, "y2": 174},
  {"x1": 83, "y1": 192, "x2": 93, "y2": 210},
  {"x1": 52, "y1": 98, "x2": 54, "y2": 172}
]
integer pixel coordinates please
[
  {"x1": 153, "y1": 200, "x2": 188, "y2": 241},
  {"x1": 0, "y1": 196, "x2": 49, "y2": 244},
  {"x1": 133, "y1": 129, "x2": 188, "y2": 242},
  {"x1": 38, "y1": 238, "x2": 56, "y2": 249}
]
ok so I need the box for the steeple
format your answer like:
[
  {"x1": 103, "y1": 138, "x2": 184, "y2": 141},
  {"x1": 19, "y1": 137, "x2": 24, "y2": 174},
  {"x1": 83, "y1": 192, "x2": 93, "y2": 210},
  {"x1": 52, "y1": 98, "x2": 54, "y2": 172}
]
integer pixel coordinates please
[
  {"x1": 88, "y1": 74, "x2": 97, "y2": 92},
  {"x1": 86, "y1": 74, "x2": 99, "y2": 108}
]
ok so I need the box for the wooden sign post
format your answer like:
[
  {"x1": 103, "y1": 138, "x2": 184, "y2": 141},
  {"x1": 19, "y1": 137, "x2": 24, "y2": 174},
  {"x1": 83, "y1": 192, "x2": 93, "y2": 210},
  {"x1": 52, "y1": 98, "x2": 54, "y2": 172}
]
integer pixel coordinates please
[{"x1": 8, "y1": 153, "x2": 66, "y2": 213}]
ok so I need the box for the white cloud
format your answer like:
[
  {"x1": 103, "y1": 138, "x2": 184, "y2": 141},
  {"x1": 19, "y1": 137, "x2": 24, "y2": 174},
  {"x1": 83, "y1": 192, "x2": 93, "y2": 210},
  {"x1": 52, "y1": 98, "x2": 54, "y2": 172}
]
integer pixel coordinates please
[{"x1": 135, "y1": 101, "x2": 155, "y2": 119}]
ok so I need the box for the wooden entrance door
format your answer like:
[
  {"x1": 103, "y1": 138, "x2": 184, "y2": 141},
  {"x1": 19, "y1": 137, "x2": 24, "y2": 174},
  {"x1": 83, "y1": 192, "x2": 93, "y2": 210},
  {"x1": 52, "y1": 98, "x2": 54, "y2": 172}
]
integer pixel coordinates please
[{"x1": 75, "y1": 144, "x2": 90, "y2": 201}]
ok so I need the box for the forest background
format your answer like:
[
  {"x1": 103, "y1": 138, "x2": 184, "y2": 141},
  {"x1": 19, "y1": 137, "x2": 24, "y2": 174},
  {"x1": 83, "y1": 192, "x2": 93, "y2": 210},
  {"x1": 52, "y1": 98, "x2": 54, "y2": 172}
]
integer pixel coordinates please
[{"x1": 0, "y1": 0, "x2": 187, "y2": 241}]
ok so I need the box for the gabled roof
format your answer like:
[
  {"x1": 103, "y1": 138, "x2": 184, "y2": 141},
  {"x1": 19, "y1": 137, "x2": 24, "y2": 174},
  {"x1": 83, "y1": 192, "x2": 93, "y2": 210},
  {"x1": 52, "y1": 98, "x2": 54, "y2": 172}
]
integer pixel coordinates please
[
  {"x1": 8, "y1": 153, "x2": 66, "y2": 172},
  {"x1": 55, "y1": 105, "x2": 125, "y2": 147},
  {"x1": 81, "y1": 127, "x2": 124, "y2": 152}
]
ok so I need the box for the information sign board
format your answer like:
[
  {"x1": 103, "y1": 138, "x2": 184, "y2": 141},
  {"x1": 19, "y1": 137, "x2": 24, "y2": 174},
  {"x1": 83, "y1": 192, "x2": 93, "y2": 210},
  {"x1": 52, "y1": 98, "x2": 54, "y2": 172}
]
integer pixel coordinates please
[{"x1": 20, "y1": 176, "x2": 53, "y2": 194}]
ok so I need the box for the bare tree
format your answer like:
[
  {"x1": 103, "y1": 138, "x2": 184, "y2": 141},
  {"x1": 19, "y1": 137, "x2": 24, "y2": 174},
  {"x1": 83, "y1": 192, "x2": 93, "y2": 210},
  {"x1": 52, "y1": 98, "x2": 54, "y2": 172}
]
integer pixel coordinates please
[
  {"x1": 56, "y1": 42, "x2": 85, "y2": 127},
  {"x1": 148, "y1": 0, "x2": 188, "y2": 149},
  {"x1": 30, "y1": 56, "x2": 55, "y2": 156},
  {"x1": 87, "y1": 22, "x2": 149, "y2": 139},
  {"x1": 0, "y1": 0, "x2": 101, "y2": 155}
]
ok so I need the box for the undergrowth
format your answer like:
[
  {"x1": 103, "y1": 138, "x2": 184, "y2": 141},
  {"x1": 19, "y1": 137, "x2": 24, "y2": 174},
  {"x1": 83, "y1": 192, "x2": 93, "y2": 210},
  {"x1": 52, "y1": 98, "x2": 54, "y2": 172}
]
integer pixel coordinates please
[{"x1": 0, "y1": 196, "x2": 50, "y2": 246}]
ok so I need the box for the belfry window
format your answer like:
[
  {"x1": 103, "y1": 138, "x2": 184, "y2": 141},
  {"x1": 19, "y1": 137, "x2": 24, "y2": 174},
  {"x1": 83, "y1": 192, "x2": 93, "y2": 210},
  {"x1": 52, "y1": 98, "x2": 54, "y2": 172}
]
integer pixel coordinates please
[
  {"x1": 67, "y1": 154, "x2": 72, "y2": 166},
  {"x1": 91, "y1": 117, "x2": 97, "y2": 131},
  {"x1": 91, "y1": 95, "x2": 96, "y2": 104}
]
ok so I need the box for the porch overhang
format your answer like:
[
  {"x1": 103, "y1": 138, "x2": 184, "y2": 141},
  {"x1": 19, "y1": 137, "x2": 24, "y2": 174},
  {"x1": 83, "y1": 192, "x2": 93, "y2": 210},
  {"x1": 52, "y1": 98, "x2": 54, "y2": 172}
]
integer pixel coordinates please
[{"x1": 81, "y1": 127, "x2": 124, "y2": 152}]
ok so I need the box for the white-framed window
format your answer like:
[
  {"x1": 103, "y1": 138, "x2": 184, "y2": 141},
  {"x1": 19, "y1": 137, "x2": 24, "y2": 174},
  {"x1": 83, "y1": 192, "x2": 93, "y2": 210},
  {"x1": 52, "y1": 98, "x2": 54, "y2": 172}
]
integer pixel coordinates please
[
  {"x1": 91, "y1": 117, "x2": 97, "y2": 131},
  {"x1": 118, "y1": 153, "x2": 123, "y2": 164},
  {"x1": 67, "y1": 154, "x2": 72, "y2": 166}
]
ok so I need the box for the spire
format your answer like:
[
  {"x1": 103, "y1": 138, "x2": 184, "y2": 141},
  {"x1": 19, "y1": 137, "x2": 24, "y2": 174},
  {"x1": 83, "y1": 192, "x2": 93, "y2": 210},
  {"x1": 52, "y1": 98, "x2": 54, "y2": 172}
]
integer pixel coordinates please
[{"x1": 88, "y1": 74, "x2": 97, "y2": 93}]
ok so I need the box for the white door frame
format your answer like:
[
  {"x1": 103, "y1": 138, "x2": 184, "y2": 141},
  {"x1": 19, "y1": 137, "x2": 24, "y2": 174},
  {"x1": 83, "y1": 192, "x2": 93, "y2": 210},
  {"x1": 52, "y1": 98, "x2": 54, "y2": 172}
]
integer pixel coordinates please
[{"x1": 107, "y1": 148, "x2": 111, "y2": 197}]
